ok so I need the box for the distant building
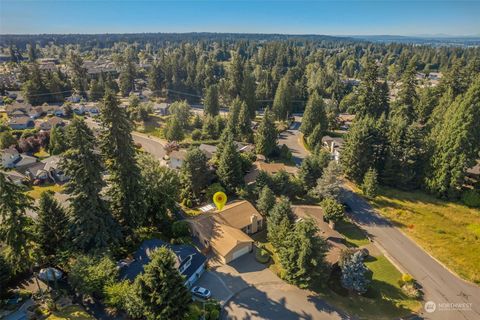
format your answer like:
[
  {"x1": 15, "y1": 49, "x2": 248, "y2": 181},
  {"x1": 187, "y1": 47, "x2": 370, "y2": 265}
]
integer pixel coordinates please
[
  {"x1": 321, "y1": 135, "x2": 344, "y2": 162},
  {"x1": 168, "y1": 150, "x2": 188, "y2": 170},
  {"x1": 1, "y1": 146, "x2": 20, "y2": 168},
  {"x1": 153, "y1": 103, "x2": 170, "y2": 116},
  {"x1": 9, "y1": 116, "x2": 35, "y2": 130}
]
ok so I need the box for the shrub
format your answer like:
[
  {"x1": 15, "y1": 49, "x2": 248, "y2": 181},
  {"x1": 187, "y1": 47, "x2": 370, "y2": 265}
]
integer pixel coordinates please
[
  {"x1": 68, "y1": 255, "x2": 118, "y2": 298},
  {"x1": 191, "y1": 129, "x2": 202, "y2": 141},
  {"x1": 461, "y1": 189, "x2": 480, "y2": 208},
  {"x1": 361, "y1": 168, "x2": 378, "y2": 198},
  {"x1": 401, "y1": 282, "x2": 422, "y2": 299},
  {"x1": 104, "y1": 280, "x2": 133, "y2": 310},
  {"x1": 172, "y1": 221, "x2": 190, "y2": 238},
  {"x1": 255, "y1": 248, "x2": 270, "y2": 264},
  {"x1": 205, "y1": 183, "x2": 226, "y2": 202},
  {"x1": 321, "y1": 197, "x2": 344, "y2": 222}
]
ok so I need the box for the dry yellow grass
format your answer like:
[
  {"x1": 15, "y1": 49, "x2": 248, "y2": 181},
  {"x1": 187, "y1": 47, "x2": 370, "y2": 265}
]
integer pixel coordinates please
[{"x1": 364, "y1": 186, "x2": 480, "y2": 284}]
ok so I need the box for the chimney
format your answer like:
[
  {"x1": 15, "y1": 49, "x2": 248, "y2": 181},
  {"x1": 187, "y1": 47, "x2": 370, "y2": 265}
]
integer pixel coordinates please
[{"x1": 250, "y1": 214, "x2": 258, "y2": 234}]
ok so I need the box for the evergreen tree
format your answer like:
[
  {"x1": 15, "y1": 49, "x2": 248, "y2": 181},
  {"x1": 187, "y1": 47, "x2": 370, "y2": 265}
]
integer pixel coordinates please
[
  {"x1": 138, "y1": 154, "x2": 180, "y2": 227},
  {"x1": 356, "y1": 60, "x2": 389, "y2": 118},
  {"x1": 425, "y1": 77, "x2": 480, "y2": 198},
  {"x1": 307, "y1": 124, "x2": 325, "y2": 150},
  {"x1": 272, "y1": 76, "x2": 292, "y2": 120},
  {"x1": 180, "y1": 147, "x2": 209, "y2": 205},
  {"x1": 256, "y1": 185, "x2": 276, "y2": 215},
  {"x1": 341, "y1": 251, "x2": 370, "y2": 294},
  {"x1": 203, "y1": 84, "x2": 220, "y2": 116},
  {"x1": 100, "y1": 91, "x2": 146, "y2": 228},
  {"x1": 298, "y1": 149, "x2": 331, "y2": 191},
  {"x1": 133, "y1": 247, "x2": 191, "y2": 320},
  {"x1": 36, "y1": 191, "x2": 69, "y2": 259},
  {"x1": 340, "y1": 115, "x2": 388, "y2": 183},
  {"x1": 228, "y1": 52, "x2": 244, "y2": 99},
  {"x1": 49, "y1": 125, "x2": 67, "y2": 155},
  {"x1": 148, "y1": 62, "x2": 164, "y2": 96},
  {"x1": 255, "y1": 108, "x2": 277, "y2": 157},
  {"x1": 169, "y1": 100, "x2": 191, "y2": 129},
  {"x1": 217, "y1": 138, "x2": 243, "y2": 193},
  {"x1": 119, "y1": 60, "x2": 136, "y2": 96},
  {"x1": 267, "y1": 197, "x2": 295, "y2": 248},
  {"x1": 241, "y1": 66, "x2": 257, "y2": 119},
  {"x1": 164, "y1": 116, "x2": 184, "y2": 141},
  {"x1": 278, "y1": 218, "x2": 329, "y2": 288},
  {"x1": 226, "y1": 96, "x2": 242, "y2": 137},
  {"x1": 237, "y1": 100, "x2": 253, "y2": 142},
  {"x1": 300, "y1": 91, "x2": 328, "y2": 137},
  {"x1": 321, "y1": 197, "x2": 344, "y2": 222},
  {"x1": 0, "y1": 172, "x2": 33, "y2": 271},
  {"x1": 66, "y1": 50, "x2": 88, "y2": 96},
  {"x1": 202, "y1": 115, "x2": 218, "y2": 139},
  {"x1": 313, "y1": 161, "x2": 342, "y2": 200},
  {"x1": 361, "y1": 168, "x2": 379, "y2": 198},
  {"x1": 383, "y1": 115, "x2": 425, "y2": 189},
  {"x1": 394, "y1": 60, "x2": 418, "y2": 121},
  {"x1": 88, "y1": 79, "x2": 104, "y2": 101},
  {"x1": 63, "y1": 118, "x2": 120, "y2": 251}
]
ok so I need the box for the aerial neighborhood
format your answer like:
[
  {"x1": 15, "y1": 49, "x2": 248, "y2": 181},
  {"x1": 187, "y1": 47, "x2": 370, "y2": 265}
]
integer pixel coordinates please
[{"x1": 1, "y1": 17, "x2": 480, "y2": 320}]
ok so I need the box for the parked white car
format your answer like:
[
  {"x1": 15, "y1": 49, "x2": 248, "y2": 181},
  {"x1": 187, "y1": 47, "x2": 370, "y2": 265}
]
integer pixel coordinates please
[{"x1": 191, "y1": 286, "x2": 211, "y2": 299}]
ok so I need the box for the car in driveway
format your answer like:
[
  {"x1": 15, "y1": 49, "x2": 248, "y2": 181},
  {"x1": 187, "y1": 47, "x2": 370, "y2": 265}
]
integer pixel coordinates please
[{"x1": 191, "y1": 286, "x2": 211, "y2": 299}]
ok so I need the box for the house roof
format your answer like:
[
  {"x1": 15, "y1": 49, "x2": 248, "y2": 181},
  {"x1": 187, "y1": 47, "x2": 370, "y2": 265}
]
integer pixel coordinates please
[
  {"x1": 18, "y1": 161, "x2": 46, "y2": 176},
  {"x1": 190, "y1": 200, "x2": 261, "y2": 256},
  {"x1": 42, "y1": 155, "x2": 63, "y2": 171},
  {"x1": 14, "y1": 155, "x2": 38, "y2": 168},
  {"x1": 244, "y1": 161, "x2": 298, "y2": 184},
  {"x1": 1, "y1": 170, "x2": 26, "y2": 183},
  {"x1": 170, "y1": 150, "x2": 187, "y2": 161},
  {"x1": 292, "y1": 205, "x2": 345, "y2": 242},
  {"x1": 120, "y1": 239, "x2": 207, "y2": 282},
  {"x1": 9, "y1": 116, "x2": 33, "y2": 126},
  {"x1": 199, "y1": 144, "x2": 217, "y2": 159},
  {"x1": 2, "y1": 146, "x2": 19, "y2": 157},
  {"x1": 214, "y1": 200, "x2": 263, "y2": 230}
]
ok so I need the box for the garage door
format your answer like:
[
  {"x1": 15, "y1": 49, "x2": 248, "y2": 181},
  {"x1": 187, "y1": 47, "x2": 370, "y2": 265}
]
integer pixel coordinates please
[{"x1": 232, "y1": 245, "x2": 250, "y2": 261}]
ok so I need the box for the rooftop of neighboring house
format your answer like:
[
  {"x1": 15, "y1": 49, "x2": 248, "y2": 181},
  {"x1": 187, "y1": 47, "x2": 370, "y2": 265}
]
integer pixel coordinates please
[
  {"x1": 169, "y1": 149, "x2": 188, "y2": 161},
  {"x1": 244, "y1": 160, "x2": 298, "y2": 184},
  {"x1": 321, "y1": 135, "x2": 345, "y2": 145},
  {"x1": 120, "y1": 239, "x2": 207, "y2": 282},
  {"x1": 2, "y1": 146, "x2": 19, "y2": 157},
  {"x1": 41, "y1": 155, "x2": 63, "y2": 171},
  {"x1": 9, "y1": 116, "x2": 34, "y2": 126}
]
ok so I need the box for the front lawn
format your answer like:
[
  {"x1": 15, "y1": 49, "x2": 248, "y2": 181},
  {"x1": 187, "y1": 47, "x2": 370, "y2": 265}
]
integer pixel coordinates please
[
  {"x1": 335, "y1": 219, "x2": 370, "y2": 247},
  {"x1": 47, "y1": 305, "x2": 94, "y2": 320},
  {"x1": 34, "y1": 148, "x2": 50, "y2": 159},
  {"x1": 317, "y1": 255, "x2": 421, "y2": 320},
  {"x1": 26, "y1": 184, "x2": 64, "y2": 199},
  {"x1": 363, "y1": 186, "x2": 480, "y2": 284}
]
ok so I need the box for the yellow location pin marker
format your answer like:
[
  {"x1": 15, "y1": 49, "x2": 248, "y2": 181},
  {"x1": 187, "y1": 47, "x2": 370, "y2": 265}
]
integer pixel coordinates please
[{"x1": 213, "y1": 191, "x2": 227, "y2": 211}]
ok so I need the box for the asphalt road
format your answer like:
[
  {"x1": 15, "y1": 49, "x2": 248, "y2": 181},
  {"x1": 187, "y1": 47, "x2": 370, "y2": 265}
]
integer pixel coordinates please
[
  {"x1": 278, "y1": 116, "x2": 308, "y2": 166},
  {"x1": 283, "y1": 120, "x2": 480, "y2": 320}
]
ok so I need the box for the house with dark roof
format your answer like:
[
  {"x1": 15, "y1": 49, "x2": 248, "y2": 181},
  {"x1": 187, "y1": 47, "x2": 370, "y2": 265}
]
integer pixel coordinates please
[
  {"x1": 1, "y1": 146, "x2": 20, "y2": 168},
  {"x1": 120, "y1": 239, "x2": 207, "y2": 288},
  {"x1": 9, "y1": 116, "x2": 35, "y2": 130}
]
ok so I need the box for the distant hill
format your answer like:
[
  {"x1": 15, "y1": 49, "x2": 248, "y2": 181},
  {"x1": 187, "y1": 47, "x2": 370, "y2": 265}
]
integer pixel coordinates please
[{"x1": 350, "y1": 35, "x2": 480, "y2": 46}]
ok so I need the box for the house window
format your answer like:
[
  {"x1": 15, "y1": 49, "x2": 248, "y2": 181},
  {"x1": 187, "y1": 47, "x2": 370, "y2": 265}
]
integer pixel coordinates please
[{"x1": 257, "y1": 220, "x2": 262, "y2": 229}]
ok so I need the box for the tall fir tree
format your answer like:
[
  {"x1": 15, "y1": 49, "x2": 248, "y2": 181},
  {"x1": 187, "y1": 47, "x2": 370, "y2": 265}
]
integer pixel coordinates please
[
  {"x1": 237, "y1": 100, "x2": 253, "y2": 142},
  {"x1": 256, "y1": 185, "x2": 276, "y2": 215},
  {"x1": 63, "y1": 118, "x2": 120, "y2": 251},
  {"x1": 340, "y1": 115, "x2": 388, "y2": 183},
  {"x1": 356, "y1": 60, "x2": 389, "y2": 119},
  {"x1": 278, "y1": 218, "x2": 328, "y2": 288},
  {"x1": 341, "y1": 251, "x2": 370, "y2": 294},
  {"x1": 148, "y1": 62, "x2": 164, "y2": 96},
  {"x1": 425, "y1": 77, "x2": 480, "y2": 198},
  {"x1": 267, "y1": 197, "x2": 295, "y2": 248},
  {"x1": 300, "y1": 91, "x2": 328, "y2": 137},
  {"x1": 298, "y1": 149, "x2": 331, "y2": 191},
  {"x1": 180, "y1": 147, "x2": 209, "y2": 205},
  {"x1": 49, "y1": 125, "x2": 67, "y2": 155},
  {"x1": 241, "y1": 65, "x2": 257, "y2": 119},
  {"x1": 217, "y1": 137, "x2": 244, "y2": 193},
  {"x1": 0, "y1": 172, "x2": 33, "y2": 271},
  {"x1": 255, "y1": 108, "x2": 278, "y2": 157},
  {"x1": 272, "y1": 76, "x2": 292, "y2": 120},
  {"x1": 203, "y1": 84, "x2": 220, "y2": 117},
  {"x1": 133, "y1": 247, "x2": 191, "y2": 320},
  {"x1": 100, "y1": 91, "x2": 146, "y2": 228},
  {"x1": 36, "y1": 191, "x2": 69, "y2": 259}
]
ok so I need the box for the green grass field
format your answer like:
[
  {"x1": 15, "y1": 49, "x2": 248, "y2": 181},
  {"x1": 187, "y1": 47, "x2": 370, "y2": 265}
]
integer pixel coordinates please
[
  {"x1": 365, "y1": 186, "x2": 480, "y2": 284},
  {"x1": 26, "y1": 184, "x2": 64, "y2": 199},
  {"x1": 335, "y1": 219, "x2": 371, "y2": 247},
  {"x1": 47, "y1": 305, "x2": 94, "y2": 320}
]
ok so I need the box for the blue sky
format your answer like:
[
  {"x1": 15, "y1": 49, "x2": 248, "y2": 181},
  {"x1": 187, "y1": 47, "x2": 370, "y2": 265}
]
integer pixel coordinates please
[{"x1": 0, "y1": 0, "x2": 479, "y2": 35}]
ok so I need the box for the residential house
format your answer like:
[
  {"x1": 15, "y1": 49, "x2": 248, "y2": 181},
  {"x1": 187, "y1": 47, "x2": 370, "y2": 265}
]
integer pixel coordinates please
[
  {"x1": 9, "y1": 116, "x2": 35, "y2": 130},
  {"x1": 18, "y1": 162, "x2": 49, "y2": 183},
  {"x1": 42, "y1": 155, "x2": 69, "y2": 182},
  {"x1": 66, "y1": 94, "x2": 81, "y2": 103},
  {"x1": 13, "y1": 154, "x2": 38, "y2": 169},
  {"x1": 292, "y1": 205, "x2": 348, "y2": 266},
  {"x1": 5, "y1": 102, "x2": 31, "y2": 116},
  {"x1": 337, "y1": 113, "x2": 355, "y2": 130},
  {"x1": 188, "y1": 200, "x2": 264, "y2": 263},
  {"x1": 168, "y1": 149, "x2": 187, "y2": 170},
  {"x1": 321, "y1": 135, "x2": 344, "y2": 162},
  {"x1": 153, "y1": 103, "x2": 170, "y2": 116},
  {"x1": 1, "y1": 146, "x2": 20, "y2": 168},
  {"x1": 244, "y1": 159, "x2": 298, "y2": 184},
  {"x1": 28, "y1": 106, "x2": 44, "y2": 119},
  {"x1": 1, "y1": 170, "x2": 27, "y2": 186},
  {"x1": 199, "y1": 142, "x2": 255, "y2": 160},
  {"x1": 72, "y1": 104, "x2": 86, "y2": 115},
  {"x1": 37, "y1": 116, "x2": 66, "y2": 131},
  {"x1": 120, "y1": 239, "x2": 207, "y2": 288}
]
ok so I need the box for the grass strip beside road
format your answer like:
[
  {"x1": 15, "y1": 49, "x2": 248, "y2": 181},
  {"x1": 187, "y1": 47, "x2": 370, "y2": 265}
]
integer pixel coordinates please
[{"x1": 356, "y1": 185, "x2": 480, "y2": 284}]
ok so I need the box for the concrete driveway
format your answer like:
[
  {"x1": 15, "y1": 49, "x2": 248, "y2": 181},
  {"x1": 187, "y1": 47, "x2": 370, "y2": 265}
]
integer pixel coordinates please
[
  {"x1": 278, "y1": 116, "x2": 308, "y2": 166},
  {"x1": 197, "y1": 252, "x2": 351, "y2": 320}
]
